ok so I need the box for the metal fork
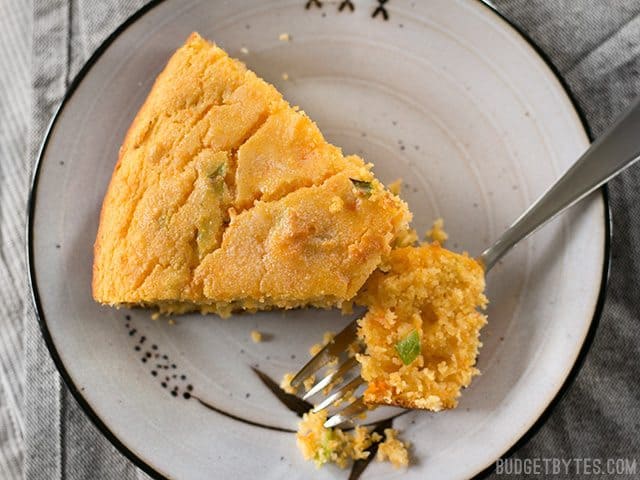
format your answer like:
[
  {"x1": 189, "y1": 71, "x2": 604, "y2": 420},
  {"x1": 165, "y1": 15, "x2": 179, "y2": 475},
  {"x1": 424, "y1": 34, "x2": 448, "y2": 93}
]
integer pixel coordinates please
[{"x1": 291, "y1": 97, "x2": 640, "y2": 428}]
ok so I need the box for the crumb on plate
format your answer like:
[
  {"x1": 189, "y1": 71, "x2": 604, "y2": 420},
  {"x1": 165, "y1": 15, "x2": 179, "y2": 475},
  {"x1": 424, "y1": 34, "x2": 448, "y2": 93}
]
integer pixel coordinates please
[
  {"x1": 376, "y1": 428, "x2": 410, "y2": 468},
  {"x1": 426, "y1": 217, "x2": 448, "y2": 244},
  {"x1": 251, "y1": 330, "x2": 263, "y2": 343},
  {"x1": 388, "y1": 178, "x2": 402, "y2": 196},
  {"x1": 309, "y1": 331, "x2": 335, "y2": 356},
  {"x1": 303, "y1": 374, "x2": 316, "y2": 392},
  {"x1": 281, "y1": 372, "x2": 298, "y2": 394},
  {"x1": 296, "y1": 410, "x2": 409, "y2": 469}
]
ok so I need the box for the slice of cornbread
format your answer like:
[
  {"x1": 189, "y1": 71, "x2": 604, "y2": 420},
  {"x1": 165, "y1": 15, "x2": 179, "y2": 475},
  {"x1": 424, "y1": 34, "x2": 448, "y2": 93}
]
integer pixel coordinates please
[
  {"x1": 93, "y1": 33, "x2": 410, "y2": 315},
  {"x1": 355, "y1": 244, "x2": 487, "y2": 410}
]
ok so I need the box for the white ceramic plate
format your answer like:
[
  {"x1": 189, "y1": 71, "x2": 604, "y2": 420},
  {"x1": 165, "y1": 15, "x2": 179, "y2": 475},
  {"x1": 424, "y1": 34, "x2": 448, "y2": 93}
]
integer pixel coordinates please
[{"x1": 29, "y1": 1, "x2": 609, "y2": 479}]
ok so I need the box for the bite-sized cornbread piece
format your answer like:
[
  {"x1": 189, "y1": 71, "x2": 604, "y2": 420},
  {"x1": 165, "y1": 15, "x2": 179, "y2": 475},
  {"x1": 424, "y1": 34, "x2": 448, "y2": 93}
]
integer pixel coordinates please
[
  {"x1": 93, "y1": 32, "x2": 410, "y2": 315},
  {"x1": 355, "y1": 244, "x2": 487, "y2": 410}
]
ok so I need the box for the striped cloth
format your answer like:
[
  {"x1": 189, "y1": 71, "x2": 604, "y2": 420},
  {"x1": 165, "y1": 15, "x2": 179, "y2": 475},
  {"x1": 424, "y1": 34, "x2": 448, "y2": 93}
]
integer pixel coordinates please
[
  {"x1": 0, "y1": 1, "x2": 31, "y2": 478},
  {"x1": 0, "y1": 1, "x2": 638, "y2": 478}
]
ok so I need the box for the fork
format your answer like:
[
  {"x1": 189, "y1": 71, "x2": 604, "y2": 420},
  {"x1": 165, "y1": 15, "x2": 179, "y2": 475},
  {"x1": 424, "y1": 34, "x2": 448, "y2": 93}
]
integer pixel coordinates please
[{"x1": 291, "y1": 97, "x2": 640, "y2": 428}]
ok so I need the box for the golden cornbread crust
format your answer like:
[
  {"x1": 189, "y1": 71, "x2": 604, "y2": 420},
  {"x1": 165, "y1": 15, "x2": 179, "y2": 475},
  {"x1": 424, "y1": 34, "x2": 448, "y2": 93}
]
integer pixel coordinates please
[
  {"x1": 355, "y1": 244, "x2": 487, "y2": 410},
  {"x1": 93, "y1": 33, "x2": 410, "y2": 315}
]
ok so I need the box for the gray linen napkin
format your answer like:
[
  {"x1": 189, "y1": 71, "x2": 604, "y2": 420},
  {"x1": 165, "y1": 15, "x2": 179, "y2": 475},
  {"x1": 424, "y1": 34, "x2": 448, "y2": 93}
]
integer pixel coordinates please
[
  {"x1": 24, "y1": 2, "x2": 151, "y2": 479},
  {"x1": 0, "y1": 0, "x2": 31, "y2": 478},
  {"x1": 0, "y1": 1, "x2": 637, "y2": 479},
  {"x1": 487, "y1": 0, "x2": 640, "y2": 473}
]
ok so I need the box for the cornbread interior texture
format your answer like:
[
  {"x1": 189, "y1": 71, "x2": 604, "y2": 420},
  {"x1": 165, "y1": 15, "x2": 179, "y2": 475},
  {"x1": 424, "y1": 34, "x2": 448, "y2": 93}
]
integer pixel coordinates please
[
  {"x1": 355, "y1": 244, "x2": 487, "y2": 410},
  {"x1": 92, "y1": 33, "x2": 410, "y2": 315}
]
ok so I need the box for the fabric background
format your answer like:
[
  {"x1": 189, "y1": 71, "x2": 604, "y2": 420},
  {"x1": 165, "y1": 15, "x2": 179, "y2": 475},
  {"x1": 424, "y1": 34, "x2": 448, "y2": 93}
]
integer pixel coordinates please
[{"x1": 0, "y1": 0, "x2": 638, "y2": 478}]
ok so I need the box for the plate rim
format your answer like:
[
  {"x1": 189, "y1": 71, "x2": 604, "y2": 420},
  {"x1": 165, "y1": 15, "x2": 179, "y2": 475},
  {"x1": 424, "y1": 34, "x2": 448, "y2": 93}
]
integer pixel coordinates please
[{"x1": 26, "y1": 1, "x2": 612, "y2": 479}]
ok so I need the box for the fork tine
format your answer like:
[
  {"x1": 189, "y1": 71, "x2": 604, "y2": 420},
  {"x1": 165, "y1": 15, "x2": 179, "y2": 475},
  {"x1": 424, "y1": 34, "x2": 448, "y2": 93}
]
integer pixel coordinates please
[
  {"x1": 324, "y1": 397, "x2": 368, "y2": 428},
  {"x1": 302, "y1": 356, "x2": 359, "y2": 400},
  {"x1": 312, "y1": 375, "x2": 364, "y2": 413},
  {"x1": 291, "y1": 320, "x2": 358, "y2": 388}
]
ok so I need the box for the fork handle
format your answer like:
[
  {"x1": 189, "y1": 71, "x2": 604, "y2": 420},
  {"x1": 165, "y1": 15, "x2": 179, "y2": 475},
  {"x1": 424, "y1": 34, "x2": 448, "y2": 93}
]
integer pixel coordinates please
[{"x1": 480, "y1": 97, "x2": 640, "y2": 271}]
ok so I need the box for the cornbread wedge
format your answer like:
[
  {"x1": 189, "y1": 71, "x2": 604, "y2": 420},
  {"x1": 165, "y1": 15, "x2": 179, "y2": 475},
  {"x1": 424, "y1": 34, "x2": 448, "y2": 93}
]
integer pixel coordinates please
[
  {"x1": 355, "y1": 244, "x2": 487, "y2": 410},
  {"x1": 92, "y1": 33, "x2": 410, "y2": 316}
]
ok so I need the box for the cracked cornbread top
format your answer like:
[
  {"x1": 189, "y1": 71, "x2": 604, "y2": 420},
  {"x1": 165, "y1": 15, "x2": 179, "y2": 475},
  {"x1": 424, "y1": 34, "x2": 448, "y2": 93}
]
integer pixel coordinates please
[{"x1": 92, "y1": 33, "x2": 411, "y2": 315}]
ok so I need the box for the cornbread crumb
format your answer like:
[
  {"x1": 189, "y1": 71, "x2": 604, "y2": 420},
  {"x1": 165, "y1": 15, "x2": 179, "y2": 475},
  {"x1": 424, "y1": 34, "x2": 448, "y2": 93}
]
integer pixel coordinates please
[
  {"x1": 309, "y1": 331, "x2": 335, "y2": 356},
  {"x1": 279, "y1": 32, "x2": 291, "y2": 41},
  {"x1": 296, "y1": 410, "x2": 409, "y2": 469},
  {"x1": 323, "y1": 331, "x2": 335, "y2": 344},
  {"x1": 281, "y1": 372, "x2": 298, "y2": 394},
  {"x1": 376, "y1": 428, "x2": 410, "y2": 468},
  {"x1": 251, "y1": 330, "x2": 263, "y2": 343},
  {"x1": 303, "y1": 375, "x2": 316, "y2": 392},
  {"x1": 356, "y1": 244, "x2": 487, "y2": 410},
  {"x1": 325, "y1": 376, "x2": 344, "y2": 396},
  {"x1": 168, "y1": 318, "x2": 176, "y2": 326},
  {"x1": 340, "y1": 301, "x2": 354, "y2": 314},
  {"x1": 240, "y1": 46, "x2": 249, "y2": 54},
  {"x1": 151, "y1": 312, "x2": 160, "y2": 321},
  {"x1": 333, "y1": 392, "x2": 355, "y2": 407},
  {"x1": 309, "y1": 343, "x2": 323, "y2": 356},
  {"x1": 427, "y1": 218, "x2": 448, "y2": 244},
  {"x1": 388, "y1": 178, "x2": 402, "y2": 195},
  {"x1": 297, "y1": 410, "x2": 394, "y2": 469},
  {"x1": 346, "y1": 341, "x2": 360, "y2": 358},
  {"x1": 281, "y1": 72, "x2": 289, "y2": 80}
]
